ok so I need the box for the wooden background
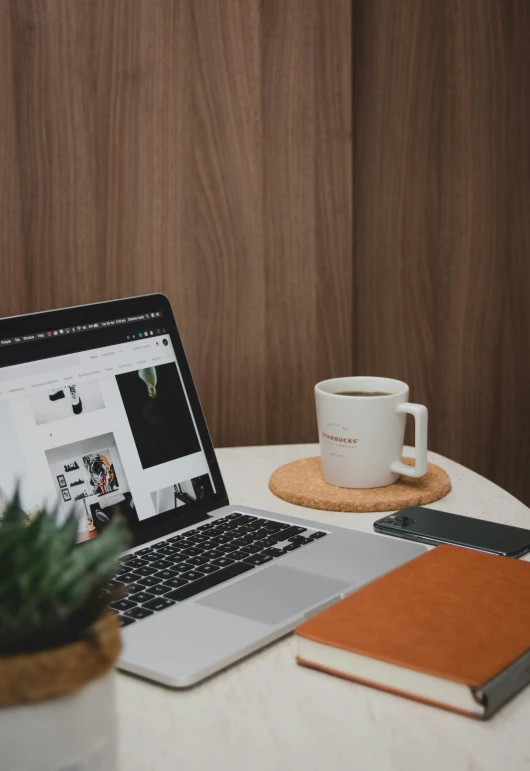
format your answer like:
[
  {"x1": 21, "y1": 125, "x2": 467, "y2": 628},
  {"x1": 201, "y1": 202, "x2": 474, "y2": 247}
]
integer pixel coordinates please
[
  {"x1": 0, "y1": 0, "x2": 353, "y2": 447},
  {"x1": 353, "y1": 0, "x2": 530, "y2": 505},
  {"x1": 1, "y1": 1, "x2": 529, "y2": 504}
]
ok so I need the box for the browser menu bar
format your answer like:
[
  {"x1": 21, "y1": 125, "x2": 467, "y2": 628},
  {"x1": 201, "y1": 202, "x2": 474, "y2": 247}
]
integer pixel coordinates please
[{"x1": 0, "y1": 312, "x2": 164, "y2": 348}]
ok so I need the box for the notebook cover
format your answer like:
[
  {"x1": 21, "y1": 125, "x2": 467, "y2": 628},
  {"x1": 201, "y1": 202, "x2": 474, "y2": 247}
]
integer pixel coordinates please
[{"x1": 296, "y1": 545, "x2": 530, "y2": 689}]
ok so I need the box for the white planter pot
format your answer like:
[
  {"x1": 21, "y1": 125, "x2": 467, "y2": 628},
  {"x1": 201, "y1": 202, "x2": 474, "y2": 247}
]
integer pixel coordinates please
[{"x1": 0, "y1": 671, "x2": 117, "y2": 771}]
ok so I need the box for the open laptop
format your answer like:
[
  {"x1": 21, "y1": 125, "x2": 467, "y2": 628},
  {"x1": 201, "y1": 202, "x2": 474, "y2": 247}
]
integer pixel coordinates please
[{"x1": 0, "y1": 294, "x2": 426, "y2": 686}]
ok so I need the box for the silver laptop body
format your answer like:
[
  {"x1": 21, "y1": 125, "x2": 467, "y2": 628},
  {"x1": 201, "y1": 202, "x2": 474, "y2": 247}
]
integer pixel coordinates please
[
  {"x1": 0, "y1": 294, "x2": 425, "y2": 688},
  {"x1": 119, "y1": 503, "x2": 425, "y2": 686}
]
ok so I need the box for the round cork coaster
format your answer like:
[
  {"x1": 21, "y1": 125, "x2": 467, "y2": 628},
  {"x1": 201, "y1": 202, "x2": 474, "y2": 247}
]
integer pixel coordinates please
[{"x1": 269, "y1": 457, "x2": 451, "y2": 513}]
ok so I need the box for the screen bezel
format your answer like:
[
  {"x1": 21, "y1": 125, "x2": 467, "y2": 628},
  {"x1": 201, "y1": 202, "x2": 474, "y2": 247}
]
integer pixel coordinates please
[{"x1": 0, "y1": 294, "x2": 229, "y2": 546}]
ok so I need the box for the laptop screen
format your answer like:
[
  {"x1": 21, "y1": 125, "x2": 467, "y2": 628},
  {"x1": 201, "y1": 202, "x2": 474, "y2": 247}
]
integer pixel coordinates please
[{"x1": 0, "y1": 296, "x2": 226, "y2": 544}]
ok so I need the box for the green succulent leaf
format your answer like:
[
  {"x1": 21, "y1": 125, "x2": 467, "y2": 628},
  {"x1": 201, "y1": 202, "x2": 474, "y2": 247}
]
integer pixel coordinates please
[{"x1": 0, "y1": 490, "x2": 128, "y2": 655}]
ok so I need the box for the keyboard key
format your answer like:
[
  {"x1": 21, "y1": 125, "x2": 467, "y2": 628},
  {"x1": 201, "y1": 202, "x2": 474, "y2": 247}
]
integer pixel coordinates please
[
  {"x1": 129, "y1": 591, "x2": 155, "y2": 604},
  {"x1": 117, "y1": 615, "x2": 136, "y2": 627},
  {"x1": 180, "y1": 547, "x2": 203, "y2": 557},
  {"x1": 135, "y1": 547, "x2": 151, "y2": 556},
  {"x1": 216, "y1": 535, "x2": 234, "y2": 545},
  {"x1": 253, "y1": 529, "x2": 270, "y2": 541},
  {"x1": 126, "y1": 558, "x2": 150, "y2": 570},
  {"x1": 119, "y1": 572, "x2": 141, "y2": 584},
  {"x1": 136, "y1": 576, "x2": 162, "y2": 588},
  {"x1": 134, "y1": 566, "x2": 158, "y2": 577},
  {"x1": 111, "y1": 598, "x2": 137, "y2": 611},
  {"x1": 224, "y1": 513, "x2": 242, "y2": 520},
  {"x1": 221, "y1": 544, "x2": 240, "y2": 553},
  {"x1": 124, "y1": 606, "x2": 154, "y2": 620},
  {"x1": 154, "y1": 546, "x2": 180, "y2": 556},
  {"x1": 221, "y1": 515, "x2": 252, "y2": 528},
  {"x1": 149, "y1": 558, "x2": 174, "y2": 570},
  {"x1": 107, "y1": 579, "x2": 125, "y2": 589},
  {"x1": 179, "y1": 570, "x2": 205, "y2": 581},
  {"x1": 145, "y1": 552, "x2": 169, "y2": 564},
  {"x1": 246, "y1": 521, "x2": 263, "y2": 531},
  {"x1": 233, "y1": 525, "x2": 251, "y2": 534},
  {"x1": 162, "y1": 552, "x2": 189, "y2": 564},
  {"x1": 163, "y1": 576, "x2": 190, "y2": 589},
  {"x1": 149, "y1": 583, "x2": 173, "y2": 596},
  {"x1": 270, "y1": 526, "x2": 307, "y2": 543},
  {"x1": 284, "y1": 542, "x2": 301, "y2": 551},
  {"x1": 197, "y1": 523, "x2": 215, "y2": 531},
  {"x1": 185, "y1": 555, "x2": 209, "y2": 567},
  {"x1": 233, "y1": 550, "x2": 252, "y2": 560},
  {"x1": 310, "y1": 531, "x2": 327, "y2": 539},
  {"x1": 259, "y1": 537, "x2": 279, "y2": 548},
  {"x1": 234, "y1": 515, "x2": 256, "y2": 526},
  {"x1": 222, "y1": 523, "x2": 240, "y2": 531},
  {"x1": 155, "y1": 568, "x2": 180, "y2": 580},
  {"x1": 211, "y1": 557, "x2": 235, "y2": 568},
  {"x1": 165, "y1": 562, "x2": 255, "y2": 602},
  {"x1": 143, "y1": 597, "x2": 176, "y2": 611},
  {"x1": 187, "y1": 534, "x2": 210, "y2": 544},
  {"x1": 200, "y1": 564, "x2": 220, "y2": 574},
  {"x1": 288, "y1": 535, "x2": 310, "y2": 544},
  {"x1": 231, "y1": 527, "x2": 250, "y2": 537},
  {"x1": 124, "y1": 583, "x2": 143, "y2": 595},
  {"x1": 233, "y1": 535, "x2": 254, "y2": 546},
  {"x1": 262, "y1": 521, "x2": 285, "y2": 532},
  {"x1": 262, "y1": 547, "x2": 284, "y2": 558},
  {"x1": 245, "y1": 554, "x2": 274, "y2": 566},
  {"x1": 206, "y1": 549, "x2": 225, "y2": 560},
  {"x1": 167, "y1": 535, "x2": 187, "y2": 544},
  {"x1": 246, "y1": 544, "x2": 264, "y2": 554}
]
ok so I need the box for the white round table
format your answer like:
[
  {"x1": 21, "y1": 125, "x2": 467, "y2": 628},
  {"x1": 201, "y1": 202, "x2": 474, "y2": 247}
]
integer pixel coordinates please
[{"x1": 117, "y1": 444, "x2": 530, "y2": 771}]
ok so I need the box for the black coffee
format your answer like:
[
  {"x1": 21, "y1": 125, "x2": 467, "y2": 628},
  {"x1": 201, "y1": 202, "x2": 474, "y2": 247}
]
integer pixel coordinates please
[{"x1": 334, "y1": 390, "x2": 391, "y2": 397}]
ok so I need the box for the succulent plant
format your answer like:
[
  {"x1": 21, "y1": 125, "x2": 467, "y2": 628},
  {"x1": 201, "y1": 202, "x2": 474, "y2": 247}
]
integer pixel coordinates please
[{"x1": 0, "y1": 491, "x2": 128, "y2": 655}]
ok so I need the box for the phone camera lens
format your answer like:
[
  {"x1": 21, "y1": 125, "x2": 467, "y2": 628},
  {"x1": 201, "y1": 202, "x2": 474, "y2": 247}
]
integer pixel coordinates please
[{"x1": 391, "y1": 515, "x2": 410, "y2": 525}]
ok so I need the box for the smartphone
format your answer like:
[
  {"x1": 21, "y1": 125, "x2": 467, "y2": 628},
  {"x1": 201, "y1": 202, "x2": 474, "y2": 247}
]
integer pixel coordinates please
[{"x1": 373, "y1": 506, "x2": 530, "y2": 558}]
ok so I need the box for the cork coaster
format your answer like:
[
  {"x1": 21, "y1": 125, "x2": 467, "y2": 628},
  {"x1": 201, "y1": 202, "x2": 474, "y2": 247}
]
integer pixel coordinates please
[{"x1": 269, "y1": 457, "x2": 451, "y2": 513}]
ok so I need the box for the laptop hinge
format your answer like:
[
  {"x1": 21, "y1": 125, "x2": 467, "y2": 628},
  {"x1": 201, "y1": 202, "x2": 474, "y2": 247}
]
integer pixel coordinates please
[{"x1": 132, "y1": 495, "x2": 229, "y2": 548}]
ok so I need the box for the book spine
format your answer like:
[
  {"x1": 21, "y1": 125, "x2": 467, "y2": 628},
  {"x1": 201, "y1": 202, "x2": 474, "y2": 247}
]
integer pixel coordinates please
[{"x1": 474, "y1": 647, "x2": 530, "y2": 719}]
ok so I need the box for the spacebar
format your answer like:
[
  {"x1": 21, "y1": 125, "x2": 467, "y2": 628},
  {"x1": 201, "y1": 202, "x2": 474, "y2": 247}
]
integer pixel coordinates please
[{"x1": 164, "y1": 562, "x2": 255, "y2": 602}]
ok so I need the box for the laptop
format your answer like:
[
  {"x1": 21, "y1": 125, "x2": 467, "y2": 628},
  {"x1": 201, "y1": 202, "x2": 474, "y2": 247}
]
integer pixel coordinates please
[{"x1": 0, "y1": 294, "x2": 426, "y2": 686}]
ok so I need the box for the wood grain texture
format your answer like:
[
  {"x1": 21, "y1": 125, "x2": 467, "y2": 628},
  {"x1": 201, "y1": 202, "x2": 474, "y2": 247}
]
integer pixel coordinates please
[
  {"x1": 262, "y1": 0, "x2": 353, "y2": 444},
  {"x1": 0, "y1": 0, "x2": 353, "y2": 448},
  {"x1": 353, "y1": 0, "x2": 530, "y2": 504}
]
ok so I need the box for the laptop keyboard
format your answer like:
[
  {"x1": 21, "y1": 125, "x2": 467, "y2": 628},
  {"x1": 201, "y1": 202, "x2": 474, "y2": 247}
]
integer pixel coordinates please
[{"x1": 108, "y1": 513, "x2": 328, "y2": 627}]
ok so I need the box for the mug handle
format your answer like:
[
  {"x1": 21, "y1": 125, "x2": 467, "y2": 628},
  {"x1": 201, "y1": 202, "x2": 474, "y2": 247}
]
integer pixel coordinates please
[{"x1": 390, "y1": 403, "x2": 428, "y2": 478}]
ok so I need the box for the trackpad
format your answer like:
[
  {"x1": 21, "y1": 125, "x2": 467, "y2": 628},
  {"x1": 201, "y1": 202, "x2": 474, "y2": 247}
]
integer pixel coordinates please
[{"x1": 197, "y1": 565, "x2": 349, "y2": 625}]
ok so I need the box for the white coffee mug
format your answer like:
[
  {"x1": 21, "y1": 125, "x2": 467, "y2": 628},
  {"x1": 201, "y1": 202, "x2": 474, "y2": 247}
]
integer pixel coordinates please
[{"x1": 315, "y1": 376, "x2": 428, "y2": 489}]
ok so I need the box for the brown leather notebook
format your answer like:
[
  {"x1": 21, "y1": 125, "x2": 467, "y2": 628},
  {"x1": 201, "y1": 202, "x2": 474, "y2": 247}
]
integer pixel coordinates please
[{"x1": 296, "y1": 545, "x2": 530, "y2": 718}]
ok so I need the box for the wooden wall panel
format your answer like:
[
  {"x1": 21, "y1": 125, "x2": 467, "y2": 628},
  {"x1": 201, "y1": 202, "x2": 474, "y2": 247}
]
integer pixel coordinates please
[
  {"x1": 262, "y1": 0, "x2": 353, "y2": 444},
  {"x1": 0, "y1": 0, "x2": 353, "y2": 448},
  {"x1": 353, "y1": 0, "x2": 530, "y2": 504}
]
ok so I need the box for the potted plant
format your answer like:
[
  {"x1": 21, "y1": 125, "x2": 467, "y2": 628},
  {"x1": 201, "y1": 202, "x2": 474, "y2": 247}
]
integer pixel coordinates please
[{"x1": 0, "y1": 492, "x2": 127, "y2": 771}]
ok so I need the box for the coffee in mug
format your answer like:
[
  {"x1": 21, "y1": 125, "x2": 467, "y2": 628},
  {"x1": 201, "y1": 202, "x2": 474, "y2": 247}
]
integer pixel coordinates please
[
  {"x1": 334, "y1": 390, "x2": 391, "y2": 397},
  {"x1": 315, "y1": 377, "x2": 428, "y2": 489}
]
